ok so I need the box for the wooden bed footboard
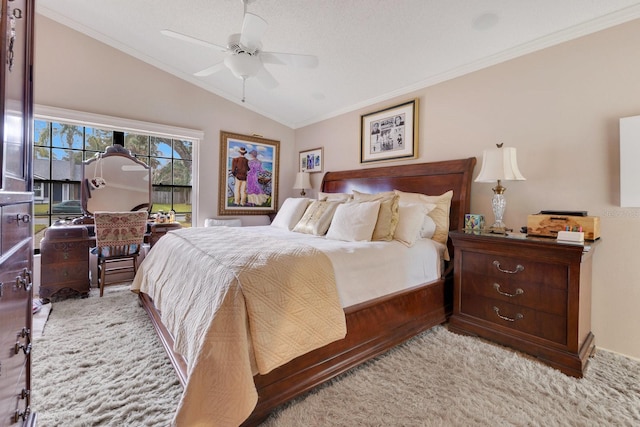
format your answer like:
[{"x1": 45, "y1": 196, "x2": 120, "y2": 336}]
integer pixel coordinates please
[{"x1": 138, "y1": 273, "x2": 450, "y2": 426}]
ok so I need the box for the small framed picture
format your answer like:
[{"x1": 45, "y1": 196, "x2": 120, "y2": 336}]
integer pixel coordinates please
[
  {"x1": 464, "y1": 214, "x2": 485, "y2": 231},
  {"x1": 360, "y1": 99, "x2": 419, "y2": 163},
  {"x1": 299, "y1": 147, "x2": 323, "y2": 173}
]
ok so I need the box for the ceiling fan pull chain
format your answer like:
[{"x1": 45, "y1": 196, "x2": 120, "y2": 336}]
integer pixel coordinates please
[{"x1": 242, "y1": 77, "x2": 246, "y2": 103}]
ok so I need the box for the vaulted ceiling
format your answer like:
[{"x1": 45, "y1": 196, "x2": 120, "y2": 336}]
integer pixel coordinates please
[{"x1": 37, "y1": 0, "x2": 640, "y2": 128}]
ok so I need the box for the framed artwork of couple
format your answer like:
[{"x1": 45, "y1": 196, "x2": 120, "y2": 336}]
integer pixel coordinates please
[
  {"x1": 218, "y1": 131, "x2": 280, "y2": 216},
  {"x1": 360, "y1": 98, "x2": 419, "y2": 163}
]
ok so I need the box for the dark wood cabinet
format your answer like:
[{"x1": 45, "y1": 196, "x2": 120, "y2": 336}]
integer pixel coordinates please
[
  {"x1": 0, "y1": 0, "x2": 36, "y2": 424},
  {"x1": 149, "y1": 222, "x2": 181, "y2": 247},
  {"x1": 449, "y1": 230, "x2": 597, "y2": 378},
  {"x1": 39, "y1": 226, "x2": 91, "y2": 301}
]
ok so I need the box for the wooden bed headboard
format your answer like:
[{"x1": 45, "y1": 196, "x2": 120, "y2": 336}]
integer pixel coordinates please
[{"x1": 321, "y1": 157, "x2": 477, "y2": 238}]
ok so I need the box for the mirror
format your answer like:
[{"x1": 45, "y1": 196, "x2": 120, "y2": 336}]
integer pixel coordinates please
[{"x1": 81, "y1": 145, "x2": 151, "y2": 215}]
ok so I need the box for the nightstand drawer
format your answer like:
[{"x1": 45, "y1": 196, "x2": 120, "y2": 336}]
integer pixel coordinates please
[
  {"x1": 460, "y1": 294, "x2": 567, "y2": 344},
  {"x1": 460, "y1": 272, "x2": 567, "y2": 316},
  {"x1": 461, "y1": 251, "x2": 568, "y2": 290}
]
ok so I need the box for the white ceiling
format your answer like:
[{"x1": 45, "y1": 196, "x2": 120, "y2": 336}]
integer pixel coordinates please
[{"x1": 37, "y1": 0, "x2": 640, "y2": 129}]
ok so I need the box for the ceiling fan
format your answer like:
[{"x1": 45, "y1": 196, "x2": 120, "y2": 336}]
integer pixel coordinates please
[{"x1": 161, "y1": 0, "x2": 318, "y2": 102}]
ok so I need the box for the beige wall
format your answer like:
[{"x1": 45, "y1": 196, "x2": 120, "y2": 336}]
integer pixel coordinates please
[
  {"x1": 36, "y1": 13, "x2": 640, "y2": 360},
  {"x1": 297, "y1": 19, "x2": 640, "y2": 360}
]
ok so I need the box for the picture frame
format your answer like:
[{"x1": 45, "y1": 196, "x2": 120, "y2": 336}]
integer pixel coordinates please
[
  {"x1": 218, "y1": 131, "x2": 279, "y2": 216},
  {"x1": 360, "y1": 98, "x2": 419, "y2": 163},
  {"x1": 299, "y1": 147, "x2": 323, "y2": 173}
]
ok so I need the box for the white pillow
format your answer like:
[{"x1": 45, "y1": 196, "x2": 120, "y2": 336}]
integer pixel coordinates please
[
  {"x1": 326, "y1": 201, "x2": 381, "y2": 242},
  {"x1": 393, "y1": 203, "x2": 428, "y2": 247},
  {"x1": 318, "y1": 191, "x2": 353, "y2": 202},
  {"x1": 352, "y1": 190, "x2": 399, "y2": 241},
  {"x1": 394, "y1": 190, "x2": 453, "y2": 245},
  {"x1": 293, "y1": 200, "x2": 341, "y2": 235},
  {"x1": 420, "y1": 215, "x2": 437, "y2": 239},
  {"x1": 271, "y1": 198, "x2": 311, "y2": 230}
]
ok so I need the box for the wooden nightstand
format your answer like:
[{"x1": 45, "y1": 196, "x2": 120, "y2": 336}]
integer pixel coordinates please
[{"x1": 448, "y1": 230, "x2": 598, "y2": 377}]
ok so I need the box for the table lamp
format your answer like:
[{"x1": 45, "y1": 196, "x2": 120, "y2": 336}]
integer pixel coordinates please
[
  {"x1": 293, "y1": 172, "x2": 311, "y2": 196},
  {"x1": 474, "y1": 144, "x2": 525, "y2": 233}
]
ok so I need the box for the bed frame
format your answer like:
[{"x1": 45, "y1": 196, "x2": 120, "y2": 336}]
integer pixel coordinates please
[{"x1": 138, "y1": 157, "x2": 476, "y2": 426}]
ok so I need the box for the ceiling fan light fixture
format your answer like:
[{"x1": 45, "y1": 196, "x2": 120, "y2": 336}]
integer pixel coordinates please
[{"x1": 224, "y1": 53, "x2": 261, "y2": 79}]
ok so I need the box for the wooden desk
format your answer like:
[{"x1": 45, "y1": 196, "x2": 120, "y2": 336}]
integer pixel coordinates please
[{"x1": 42, "y1": 220, "x2": 180, "y2": 295}]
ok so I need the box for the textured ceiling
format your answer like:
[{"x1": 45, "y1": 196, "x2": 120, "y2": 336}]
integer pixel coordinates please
[{"x1": 37, "y1": 0, "x2": 640, "y2": 129}]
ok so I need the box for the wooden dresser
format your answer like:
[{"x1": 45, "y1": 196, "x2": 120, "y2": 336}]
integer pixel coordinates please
[
  {"x1": 449, "y1": 230, "x2": 597, "y2": 377},
  {"x1": 0, "y1": 0, "x2": 36, "y2": 424},
  {"x1": 39, "y1": 226, "x2": 91, "y2": 301}
]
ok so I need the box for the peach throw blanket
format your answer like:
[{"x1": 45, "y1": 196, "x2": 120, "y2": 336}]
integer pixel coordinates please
[{"x1": 131, "y1": 227, "x2": 346, "y2": 427}]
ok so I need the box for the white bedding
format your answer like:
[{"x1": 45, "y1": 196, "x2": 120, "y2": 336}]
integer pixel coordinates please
[{"x1": 240, "y1": 225, "x2": 445, "y2": 307}]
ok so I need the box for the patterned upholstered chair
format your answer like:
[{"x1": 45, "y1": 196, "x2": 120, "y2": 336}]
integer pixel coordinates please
[{"x1": 93, "y1": 211, "x2": 148, "y2": 296}]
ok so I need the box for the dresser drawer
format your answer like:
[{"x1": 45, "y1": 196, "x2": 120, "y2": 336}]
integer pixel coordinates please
[
  {"x1": 460, "y1": 294, "x2": 567, "y2": 344},
  {"x1": 460, "y1": 272, "x2": 567, "y2": 316},
  {"x1": 42, "y1": 225, "x2": 89, "y2": 241},
  {"x1": 460, "y1": 250, "x2": 569, "y2": 290},
  {"x1": 41, "y1": 240, "x2": 90, "y2": 264},
  {"x1": 1, "y1": 202, "x2": 32, "y2": 256},
  {"x1": 41, "y1": 262, "x2": 88, "y2": 285}
]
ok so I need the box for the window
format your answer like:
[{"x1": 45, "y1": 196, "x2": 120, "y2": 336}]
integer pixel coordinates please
[
  {"x1": 33, "y1": 110, "x2": 199, "y2": 252},
  {"x1": 123, "y1": 133, "x2": 193, "y2": 223}
]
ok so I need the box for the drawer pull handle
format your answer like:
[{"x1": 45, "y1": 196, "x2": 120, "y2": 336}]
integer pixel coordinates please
[
  {"x1": 14, "y1": 327, "x2": 31, "y2": 355},
  {"x1": 493, "y1": 283, "x2": 524, "y2": 297},
  {"x1": 493, "y1": 260, "x2": 524, "y2": 274},
  {"x1": 15, "y1": 268, "x2": 32, "y2": 292},
  {"x1": 16, "y1": 213, "x2": 31, "y2": 223},
  {"x1": 14, "y1": 341, "x2": 31, "y2": 355},
  {"x1": 493, "y1": 306, "x2": 523, "y2": 322}
]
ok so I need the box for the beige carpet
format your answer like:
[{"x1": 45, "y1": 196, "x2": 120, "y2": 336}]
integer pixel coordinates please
[
  {"x1": 32, "y1": 285, "x2": 182, "y2": 426},
  {"x1": 33, "y1": 285, "x2": 640, "y2": 426}
]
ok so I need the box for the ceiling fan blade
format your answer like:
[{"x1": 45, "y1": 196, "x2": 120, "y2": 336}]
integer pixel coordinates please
[
  {"x1": 240, "y1": 13, "x2": 268, "y2": 52},
  {"x1": 255, "y1": 65, "x2": 279, "y2": 89},
  {"x1": 260, "y1": 51, "x2": 319, "y2": 68},
  {"x1": 160, "y1": 29, "x2": 227, "y2": 53},
  {"x1": 194, "y1": 62, "x2": 226, "y2": 77}
]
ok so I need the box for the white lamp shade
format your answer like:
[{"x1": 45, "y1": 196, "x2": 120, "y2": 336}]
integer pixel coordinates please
[
  {"x1": 475, "y1": 147, "x2": 526, "y2": 183},
  {"x1": 293, "y1": 172, "x2": 312, "y2": 190}
]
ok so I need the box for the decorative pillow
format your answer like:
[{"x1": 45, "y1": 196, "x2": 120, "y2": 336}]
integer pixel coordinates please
[
  {"x1": 394, "y1": 190, "x2": 453, "y2": 246},
  {"x1": 271, "y1": 198, "x2": 312, "y2": 230},
  {"x1": 393, "y1": 203, "x2": 428, "y2": 247},
  {"x1": 421, "y1": 215, "x2": 437, "y2": 239},
  {"x1": 326, "y1": 200, "x2": 381, "y2": 242},
  {"x1": 293, "y1": 200, "x2": 341, "y2": 235},
  {"x1": 318, "y1": 192, "x2": 353, "y2": 202},
  {"x1": 352, "y1": 190, "x2": 399, "y2": 241}
]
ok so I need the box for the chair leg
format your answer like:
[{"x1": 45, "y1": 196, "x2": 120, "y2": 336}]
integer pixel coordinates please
[{"x1": 100, "y1": 259, "x2": 106, "y2": 297}]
